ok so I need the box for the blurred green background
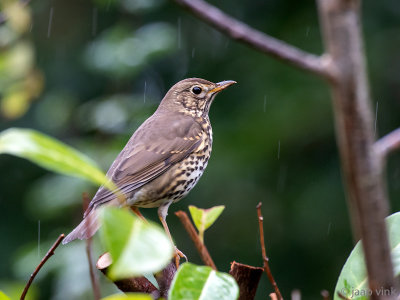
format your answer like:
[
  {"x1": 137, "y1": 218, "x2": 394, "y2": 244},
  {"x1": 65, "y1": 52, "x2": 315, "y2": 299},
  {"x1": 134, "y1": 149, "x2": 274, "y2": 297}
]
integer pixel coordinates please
[{"x1": 1, "y1": 0, "x2": 400, "y2": 299}]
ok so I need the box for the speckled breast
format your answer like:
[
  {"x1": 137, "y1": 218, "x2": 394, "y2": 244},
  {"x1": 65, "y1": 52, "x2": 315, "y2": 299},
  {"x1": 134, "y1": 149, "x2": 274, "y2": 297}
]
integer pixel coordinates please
[{"x1": 130, "y1": 117, "x2": 213, "y2": 208}]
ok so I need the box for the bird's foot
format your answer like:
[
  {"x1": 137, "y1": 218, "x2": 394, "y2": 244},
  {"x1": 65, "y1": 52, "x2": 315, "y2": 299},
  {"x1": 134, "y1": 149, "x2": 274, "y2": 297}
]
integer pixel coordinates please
[{"x1": 174, "y1": 246, "x2": 187, "y2": 269}]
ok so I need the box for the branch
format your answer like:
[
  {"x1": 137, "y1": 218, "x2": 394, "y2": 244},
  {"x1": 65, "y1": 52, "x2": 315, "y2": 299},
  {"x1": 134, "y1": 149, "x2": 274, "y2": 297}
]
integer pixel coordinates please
[
  {"x1": 20, "y1": 234, "x2": 65, "y2": 300},
  {"x1": 374, "y1": 127, "x2": 400, "y2": 158},
  {"x1": 317, "y1": 0, "x2": 396, "y2": 298},
  {"x1": 175, "y1": 210, "x2": 216, "y2": 270},
  {"x1": 171, "y1": 0, "x2": 333, "y2": 80},
  {"x1": 256, "y1": 202, "x2": 282, "y2": 300},
  {"x1": 229, "y1": 261, "x2": 263, "y2": 300}
]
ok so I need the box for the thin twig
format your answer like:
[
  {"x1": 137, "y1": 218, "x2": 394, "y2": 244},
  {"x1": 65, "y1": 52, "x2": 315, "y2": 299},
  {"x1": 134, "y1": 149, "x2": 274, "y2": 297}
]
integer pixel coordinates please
[
  {"x1": 374, "y1": 127, "x2": 400, "y2": 158},
  {"x1": 20, "y1": 234, "x2": 65, "y2": 300},
  {"x1": 256, "y1": 202, "x2": 282, "y2": 300},
  {"x1": 171, "y1": 0, "x2": 333, "y2": 80},
  {"x1": 175, "y1": 210, "x2": 216, "y2": 270},
  {"x1": 270, "y1": 293, "x2": 278, "y2": 300},
  {"x1": 82, "y1": 193, "x2": 101, "y2": 300}
]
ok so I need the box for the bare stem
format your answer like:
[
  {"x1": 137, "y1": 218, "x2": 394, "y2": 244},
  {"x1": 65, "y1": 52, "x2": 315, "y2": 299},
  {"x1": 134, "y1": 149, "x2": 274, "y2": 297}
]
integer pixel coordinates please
[
  {"x1": 374, "y1": 127, "x2": 400, "y2": 158},
  {"x1": 175, "y1": 210, "x2": 216, "y2": 270},
  {"x1": 256, "y1": 202, "x2": 282, "y2": 300},
  {"x1": 171, "y1": 0, "x2": 333, "y2": 80},
  {"x1": 20, "y1": 234, "x2": 65, "y2": 300}
]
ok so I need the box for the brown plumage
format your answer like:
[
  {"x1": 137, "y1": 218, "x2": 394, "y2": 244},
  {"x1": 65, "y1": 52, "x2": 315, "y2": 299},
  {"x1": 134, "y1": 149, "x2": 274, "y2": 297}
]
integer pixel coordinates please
[{"x1": 63, "y1": 78, "x2": 236, "y2": 245}]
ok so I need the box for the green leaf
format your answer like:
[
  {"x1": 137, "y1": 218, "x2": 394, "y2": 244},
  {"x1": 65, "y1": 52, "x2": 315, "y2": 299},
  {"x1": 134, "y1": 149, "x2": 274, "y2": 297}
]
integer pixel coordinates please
[
  {"x1": 0, "y1": 128, "x2": 115, "y2": 190},
  {"x1": 334, "y1": 212, "x2": 400, "y2": 300},
  {"x1": 168, "y1": 262, "x2": 239, "y2": 300},
  {"x1": 188, "y1": 205, "x2": 225, "y2": 243},
  {"x1": 99, "y1": 207, "x2": 174, "y2": 280},
  {"x1": 0, "y1": 291, "x2": 11, "y2": 300},
  {"x1": 102, "y1": 293, "x2": 153, "y2": 300}
]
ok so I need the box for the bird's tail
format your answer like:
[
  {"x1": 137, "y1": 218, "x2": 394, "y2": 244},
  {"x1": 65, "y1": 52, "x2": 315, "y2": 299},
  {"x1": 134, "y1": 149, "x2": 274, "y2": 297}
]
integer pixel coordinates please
[{"x1": 62, "y1": 209, "x2": 100, "y2": 244}]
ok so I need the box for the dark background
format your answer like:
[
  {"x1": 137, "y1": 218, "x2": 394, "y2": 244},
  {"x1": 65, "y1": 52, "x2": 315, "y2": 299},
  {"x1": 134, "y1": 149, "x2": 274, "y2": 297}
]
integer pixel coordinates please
[{"x1": 1, "y1": 0, "x2": 400, "y2": 299}]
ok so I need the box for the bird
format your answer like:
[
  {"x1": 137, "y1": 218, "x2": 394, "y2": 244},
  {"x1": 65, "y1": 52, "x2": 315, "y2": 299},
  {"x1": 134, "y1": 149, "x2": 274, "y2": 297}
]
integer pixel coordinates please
[{"x1": 62, "y1": 78, "x2": 236, "y2": 255}]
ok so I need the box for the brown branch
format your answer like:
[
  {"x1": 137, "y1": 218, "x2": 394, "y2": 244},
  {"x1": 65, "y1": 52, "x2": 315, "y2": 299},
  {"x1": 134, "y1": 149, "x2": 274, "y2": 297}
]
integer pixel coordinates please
[
  {"x1": 256, "y1": 202, "x2": 282, "y2": 300},
  {"x1": 82, "y1": 193, "x2": 101, "y2": 300},
  {"x1": 229, "y1": 261, "x2": 263, "y2": 300},
  {"x1": 20, "y1": 234, "x2": 65, "y2": 300},
  {"x1": 374, "y1": 127, "x2": 400, "y2": 158},
  {"x1": 171, "y1": 0, "x2": 333, "y2": 80},
  {"x1": 96, "y1": 252, "x2": 162, "y2": 298},
  {"x1": 175, "y1": 210, "x2": 216, "y2": 270},
  {"x1": 270, "y1": 293, "x2": 278, "y2": 300},
  {"x1": 317, "y1": 0, "x2": 396, "y2": 298},
  {"x1": 154, "y1": 259, "x2": 177, "y2": 297}
]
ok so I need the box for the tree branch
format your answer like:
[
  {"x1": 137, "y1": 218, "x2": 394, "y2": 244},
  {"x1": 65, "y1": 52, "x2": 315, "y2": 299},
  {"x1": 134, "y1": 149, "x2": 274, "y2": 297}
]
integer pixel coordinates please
[
  {"x1": 256, "y1": 202, "x2": 282, "y2": 300},
  {"x1": 20, "y1": 234, "x2": 65, "y2": 300},
  {"x1": 171, "y1": 0, "x2": 333, "y2": 80},
  {"x1": 374, "y1": 127, "x2": 400, "y2": 158},
  {"x1": 317, "y1": 0, "x2": 396, "y2": 298},
  {"x1": 175, "y1": 210, "x2": 216, "y2": 270}
]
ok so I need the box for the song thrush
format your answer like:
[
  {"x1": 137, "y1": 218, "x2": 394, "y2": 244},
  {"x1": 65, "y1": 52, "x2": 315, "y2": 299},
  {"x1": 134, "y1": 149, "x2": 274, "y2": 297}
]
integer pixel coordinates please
[{"x1": 63, "y1": 78, "x2": 236, "y2": 250}]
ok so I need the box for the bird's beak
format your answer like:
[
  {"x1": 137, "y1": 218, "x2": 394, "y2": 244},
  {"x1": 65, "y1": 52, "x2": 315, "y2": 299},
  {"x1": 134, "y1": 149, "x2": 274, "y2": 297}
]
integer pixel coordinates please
[{"x1": 209, "y1": 80, "x2": 237, "y2": 94}]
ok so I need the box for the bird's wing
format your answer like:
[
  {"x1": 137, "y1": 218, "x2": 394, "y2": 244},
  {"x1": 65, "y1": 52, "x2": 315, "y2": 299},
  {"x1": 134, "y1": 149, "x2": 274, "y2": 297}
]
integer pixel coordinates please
[{"x1": 86, "y1": 113, "x2": 204, "y2": 213}]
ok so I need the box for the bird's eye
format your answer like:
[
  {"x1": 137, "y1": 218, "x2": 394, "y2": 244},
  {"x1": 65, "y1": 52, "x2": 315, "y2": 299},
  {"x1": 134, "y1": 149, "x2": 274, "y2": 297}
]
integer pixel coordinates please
[{"x1": 192, "y1": 86, "x2": 202, "y2": 95}]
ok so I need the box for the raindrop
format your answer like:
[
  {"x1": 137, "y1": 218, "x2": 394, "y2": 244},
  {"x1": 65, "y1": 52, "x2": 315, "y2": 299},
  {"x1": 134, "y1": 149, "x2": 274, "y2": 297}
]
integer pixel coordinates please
[
  {"x1": 38, "y1": 220, "x2": 41, "y2": 258},
  {"x1": 47, "y1": 7, "x2": 54, "y2": 38},
  {"x1": 144, "y1": 81, "x2": 147, "y2": 103},
  {"x1": 374, "y1": 101, "x2": 378, "y2": 136},
  {"x1": 306, "y1": 26, "x2": 310, "y2": 37},
  {"x1": 192, "y1": 48, "x2": 196, "y2": 58},
  {"x1": 92, "y1": 7, "x2": 98, "y2": 37},
  {"x1": 327, "y1": 222, "x2": 332, "y2": 235},
  {"x1": 263, "y1": 95, "x2": 267, "y2": 112},
  {"x1": 278, "y1": 140, "x2": 280, "y2": 160},
  {"x1": 177, "y1": 17, "x2": 181, "y2": 49}
]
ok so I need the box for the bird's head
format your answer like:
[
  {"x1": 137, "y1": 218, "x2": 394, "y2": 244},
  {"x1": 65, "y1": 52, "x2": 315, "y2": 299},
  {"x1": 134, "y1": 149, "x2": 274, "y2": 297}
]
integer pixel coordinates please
[{"x1": 158, "y1": 78, "x2": 236, "y2": 117}]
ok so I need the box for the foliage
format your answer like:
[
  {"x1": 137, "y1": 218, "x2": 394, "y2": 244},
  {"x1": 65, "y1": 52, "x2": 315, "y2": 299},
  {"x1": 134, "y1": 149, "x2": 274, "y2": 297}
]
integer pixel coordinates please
[
  {"x1": 0, "y1": 128, "x2": 115, "y2": 190},
  {"x1": 0, "y1": 291, "x2": 10, "y2": 300},
  {"x1": 99, "y1": 207, "x2": 173, "y2": 280},
  {"x1": 0, "y1": 0, "x2": 43, "y2": 118},
  {"x1": 188, "y1": 205, "x2": 225, "y2": 243},
  {"x1": 334, "y1": 212, "x2": 400, "y2": 300},
  {"x1": 169, "y1": 263, "x2": 239, "y2": 300}
]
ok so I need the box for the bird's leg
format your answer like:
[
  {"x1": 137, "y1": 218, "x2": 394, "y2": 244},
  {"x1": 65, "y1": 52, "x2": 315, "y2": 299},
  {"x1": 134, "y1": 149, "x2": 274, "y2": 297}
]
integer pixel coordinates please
[
  {"x1": 131, "y1": 207, "x2": 146, "y2": 221},
  {"x1": 158, "y1": 202, "x2": 187, "y2": 268}
]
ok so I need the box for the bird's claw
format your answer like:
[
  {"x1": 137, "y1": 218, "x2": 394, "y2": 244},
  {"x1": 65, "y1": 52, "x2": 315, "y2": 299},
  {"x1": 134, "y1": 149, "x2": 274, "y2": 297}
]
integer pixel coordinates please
[{"x1": 174, "y1": 246, "x2": 187, "y2": 269}]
